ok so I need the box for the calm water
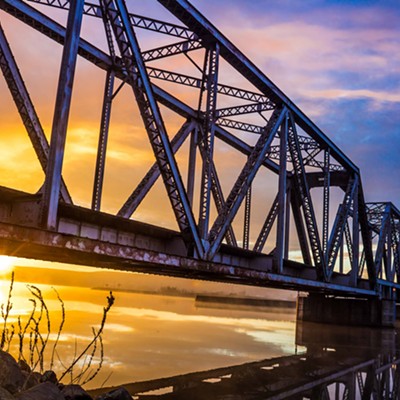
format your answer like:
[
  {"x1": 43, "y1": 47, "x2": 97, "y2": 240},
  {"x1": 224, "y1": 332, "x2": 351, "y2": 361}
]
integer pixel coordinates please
[{"x1": 1, "y1": 266, "x2": 399, "y2": 399}]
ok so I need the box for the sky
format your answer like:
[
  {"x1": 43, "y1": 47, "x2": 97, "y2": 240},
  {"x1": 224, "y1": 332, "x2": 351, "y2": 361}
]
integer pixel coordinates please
[
  {"x1": 0, "y1": 0, "x2": 399, "y2": 253},
  {"x1": 190, "y1": 0, "x2": 400, "y2": 204}
]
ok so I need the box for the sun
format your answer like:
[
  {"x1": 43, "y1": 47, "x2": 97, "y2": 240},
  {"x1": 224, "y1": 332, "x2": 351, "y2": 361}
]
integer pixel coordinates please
[{"x1": 0, "y1": 255, "x2": 14, "y2": 274}]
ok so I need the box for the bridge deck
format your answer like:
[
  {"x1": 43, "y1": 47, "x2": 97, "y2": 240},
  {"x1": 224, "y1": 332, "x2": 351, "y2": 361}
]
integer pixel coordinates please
[{"x1": 0, "y1": 186, "x2": 378, "y2": 297}]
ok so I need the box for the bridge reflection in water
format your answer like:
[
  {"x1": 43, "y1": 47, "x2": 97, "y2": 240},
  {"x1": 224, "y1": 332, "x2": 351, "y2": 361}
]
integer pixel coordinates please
[{"x1": 89, "y1": 322, "x2": 400, "y2": 399}]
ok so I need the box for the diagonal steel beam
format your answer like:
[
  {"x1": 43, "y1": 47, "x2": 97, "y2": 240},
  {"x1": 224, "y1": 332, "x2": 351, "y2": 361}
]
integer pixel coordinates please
[
  {"x1": 253, "y1": 194, "x2": 279, "y2": 253},
  {"x1": 100, "y1": 0, "x2": 203, "y2": 257},
  {"x1": 92, "y1": 70, "x2": 115, "y2": 212},
  {"x1": 290, "y1": 188, "x2": 312, "y2": 266},
  {"x1": 206, "y1": 107, "x2": 287, "y2": 259},
  {"x1": 0, "y1": 23, "x2": 72, "y2": 204},
  {"x1": 117, "y1": 119, "x2": 196, "y2": 218}
]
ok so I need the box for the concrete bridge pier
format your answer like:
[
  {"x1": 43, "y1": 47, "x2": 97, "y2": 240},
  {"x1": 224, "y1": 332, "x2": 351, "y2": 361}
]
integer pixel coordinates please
[{"x1": 297, "y1": 294, "x2": 397, "y2": 328}]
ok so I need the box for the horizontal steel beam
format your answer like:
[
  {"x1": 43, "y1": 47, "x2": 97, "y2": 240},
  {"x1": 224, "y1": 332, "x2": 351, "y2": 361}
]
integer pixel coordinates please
[{"x1": 27, "y1": 0, "x2": 198, "y2": 39}]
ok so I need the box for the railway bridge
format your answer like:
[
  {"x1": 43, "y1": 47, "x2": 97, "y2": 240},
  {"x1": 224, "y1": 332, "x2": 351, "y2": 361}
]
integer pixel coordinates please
[{"x1": 0, "y1": 0, "x2": 399, "y2": 326}]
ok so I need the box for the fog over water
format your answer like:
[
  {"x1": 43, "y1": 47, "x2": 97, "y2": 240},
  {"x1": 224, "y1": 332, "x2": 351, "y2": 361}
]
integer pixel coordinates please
[{"x1": 0, "y1": 264, "x2": 299, "y2": 390}]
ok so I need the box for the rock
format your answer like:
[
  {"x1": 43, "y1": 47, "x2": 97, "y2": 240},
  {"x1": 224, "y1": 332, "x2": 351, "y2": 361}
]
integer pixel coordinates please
[
  {"x1": 16, "y1": 382, "x2": 65, "y2": 400},
  {"x1": 62, "y1": 384, "x2": 92, "y2": 400},
  {"x1": 0, "y1": 387, "x2": 14, "y2": 400},
  {"x1": 96, "y1": 387, "x2": 132, "y2": 400},
  {"x1": 21, "y1": 370, "x2": 41, "y2": 390},
  {"x1": 0, "y1": 350, "x2": 24, "y2": 393},
  {"x1": 18, "y1": 360, "x2": 31, "y2": 373},
  {"x1": 41, "y1": 370, "x2": 58, "y2": 385}
]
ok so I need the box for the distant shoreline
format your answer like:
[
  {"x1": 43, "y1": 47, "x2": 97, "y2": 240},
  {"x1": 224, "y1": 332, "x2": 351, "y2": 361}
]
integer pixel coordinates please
[
  {"x1": 195, "y1": 295, "x2": 297, "y2": 308},
  {"x1": 91, "y1": 287, "x2": 297, "y2": 309}
]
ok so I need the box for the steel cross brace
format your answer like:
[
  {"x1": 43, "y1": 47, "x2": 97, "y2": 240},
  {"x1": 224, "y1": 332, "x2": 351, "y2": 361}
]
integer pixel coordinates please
[
  {"x1": 391, "y1": 216, "x2": 400, "y2": 283},
  {"x1": 206, "y1": 107, "x2": 287, "y2": 260},
  {"x1": 142, "y1": 39, "x2": 202, "y2": 63},
  {"x1": 0, "y1": 23, "x2": 72, "y2": 204},
  {"x1": 374, "y1": 203, "x2": 392, "y2": 280},
  {"x1": 326, "y1": 175, "x2": 359, "y2": 280},
  {"x1": 287, "y1": 113, "x2": 325, "y2": 279},
  {"x1": 215, "y1": 102, "x2": 275, "y2": 118},
  {"x1": 117, "y1": 119, "x2": 196, "y2": 218},
  {"x1": 100, "y1": 0, "x2": 204, "y2": 257}
]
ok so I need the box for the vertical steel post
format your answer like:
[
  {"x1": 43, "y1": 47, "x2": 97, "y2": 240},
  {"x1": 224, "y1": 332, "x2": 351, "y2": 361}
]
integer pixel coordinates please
[
  {"x1": 41, "y1": 0, "x2": 85, "y2": 229},
  {"x1": 0, "y1": 23, "x2": 72, "y2": 204},
  {"x1": 284, "y1": 184, "x2": 291, "y2": 258},
  {"x1": 92, "y1": 69, "x2": 115, "y2": 211},
  {"x1": 339, "y1": 237, "x2": 344, "y2": 273},
  {"x1": 386, "y1": 221, "x2": 392, "y2": 281},
  {"x1": 243, "y1": 184, "x2": 251, "y2": 250},
  {"x1": 322, "y1": 148, "x2": 330, "y2": 262},
  {"x1": 350, "y1": 184, "x2": 359, "y2": 286},
  {"x1": 199, "y1": 44, "x2": 219, "y2": 243},
  {"x1": 274, "y1": 113, "x2": 288, "y2": 272}
]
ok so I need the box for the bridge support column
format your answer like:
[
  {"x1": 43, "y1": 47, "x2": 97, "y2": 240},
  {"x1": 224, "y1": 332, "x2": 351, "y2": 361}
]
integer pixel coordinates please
[{"x1": 297, "y1": 294, "x2": 396, "y2": 328}]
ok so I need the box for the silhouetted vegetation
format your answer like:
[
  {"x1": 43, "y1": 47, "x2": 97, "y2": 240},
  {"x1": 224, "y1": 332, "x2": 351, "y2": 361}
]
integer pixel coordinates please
[{"x1": 0, "y1": 272, "x2": 114, "y2": 385}]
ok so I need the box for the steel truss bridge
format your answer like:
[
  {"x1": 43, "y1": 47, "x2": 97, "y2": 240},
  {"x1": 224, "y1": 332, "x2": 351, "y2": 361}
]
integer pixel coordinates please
[{"x1": 0, "y1": 0, "x2": 399, "y2": 299}]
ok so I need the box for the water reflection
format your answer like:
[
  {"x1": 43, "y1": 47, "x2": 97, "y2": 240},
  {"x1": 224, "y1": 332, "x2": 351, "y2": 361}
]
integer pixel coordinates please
[
  {"x1": 2, "y1": 268, "x2": 399, "y2": 399},
  {"x1": 90, "y1": 322, "x2": 400, "y2": 399},
  {"x1": 0, "y1": 270, "x2": 298, "y2": 390}
]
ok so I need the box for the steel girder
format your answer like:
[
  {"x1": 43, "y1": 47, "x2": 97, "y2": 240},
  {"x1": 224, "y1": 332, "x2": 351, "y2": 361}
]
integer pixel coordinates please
[
  {"x1": 40, "y1": 0, "x2": 85, "y2": 229},
  {"x1": 0, "y1": 22, "x2": 72, "y2": 204},
  {"x1": 366, "y1": 202, "x2": 400, "y2": 284},
  {"x1": 0, "y1": 0, "x2": 396, "y2": 294},
  {"x1": 99, "y1": 0, "x2": 204, "y2": 256}
]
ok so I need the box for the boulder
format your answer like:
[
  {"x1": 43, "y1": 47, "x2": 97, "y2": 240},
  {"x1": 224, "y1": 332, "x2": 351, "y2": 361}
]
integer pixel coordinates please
[
  {"x1": 96, "y1": 387, "x2": 132, "y2": 400},
  {"x1": 0, "y1": 387, "x2": 14, "y2": 400},
  {"x1": 21, "y1": 371, "x2": 41, "y2": 390},
  {"x1": 16, "y1": 382, "x2": 65, "y2": 400},
  {"x1": 62, "y1": 384, "x2": 92, "y2": 400},
  {"x1": 0, "y1": 351, "x2": 24, "y2": 393},
  {"x1": 41, "y1": 370, "x2": 58, "y2": 385},
  {"x1": 17, "y1": 360, "x2": 31, "y2": 373}
]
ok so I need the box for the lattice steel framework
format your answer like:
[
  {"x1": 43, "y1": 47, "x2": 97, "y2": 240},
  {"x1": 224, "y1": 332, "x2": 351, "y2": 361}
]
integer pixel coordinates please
[{"x1": 0, "y1": 0, "x2": 398, "y2": 296}]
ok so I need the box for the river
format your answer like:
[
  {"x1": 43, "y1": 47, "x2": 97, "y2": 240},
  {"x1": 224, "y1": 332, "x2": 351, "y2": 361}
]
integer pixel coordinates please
[{"x1": 0, "y1": 263, "x2": 399, "y2": 399}]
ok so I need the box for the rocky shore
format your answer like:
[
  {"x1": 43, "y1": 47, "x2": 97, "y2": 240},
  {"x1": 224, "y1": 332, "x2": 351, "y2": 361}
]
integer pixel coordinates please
[{"x1": 0, "y1": 351, "x2": 131, "y2": 400}]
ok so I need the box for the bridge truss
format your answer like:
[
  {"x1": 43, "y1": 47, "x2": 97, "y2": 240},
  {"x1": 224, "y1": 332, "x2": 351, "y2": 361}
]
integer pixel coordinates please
[{"x1": 0, "y1": 0, "x2": 399, "y2": 299}]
